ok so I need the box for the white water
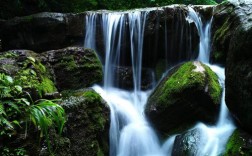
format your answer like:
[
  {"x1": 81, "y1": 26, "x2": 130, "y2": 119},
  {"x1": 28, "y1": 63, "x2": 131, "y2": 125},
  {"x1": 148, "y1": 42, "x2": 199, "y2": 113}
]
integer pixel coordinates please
[
  {"x1": 185, "y1": 7, "x2": 235, "y2": 156},
  {"x1": 84, "y1": 6, "x2": 235, "y2": 156}
]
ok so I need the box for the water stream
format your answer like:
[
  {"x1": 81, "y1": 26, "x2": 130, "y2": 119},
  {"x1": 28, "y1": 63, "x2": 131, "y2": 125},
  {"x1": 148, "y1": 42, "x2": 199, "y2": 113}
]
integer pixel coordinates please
[{"x1": 84, "y1": 6, "x2": 235, "y2": 156}]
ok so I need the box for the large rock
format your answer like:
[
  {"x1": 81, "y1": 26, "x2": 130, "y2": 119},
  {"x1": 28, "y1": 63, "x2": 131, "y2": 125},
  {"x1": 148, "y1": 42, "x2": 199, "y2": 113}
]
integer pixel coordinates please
[
  {"x1": 0, "y1": 12, "x2": 85, "y2": 52},
  {"x1": 40, "y1": 47, "x2": 103, "y2": 91},
  {"x1": 145, "y1": 61, "x2": 221, "y2": 135},
  {"x1": 223, "y1": 1, "x2": 252, "y2": 134},
  {"x1": 0, "y1": 50, "x2": 57, "y2": 99},
  {"x1": 47, "y1": 89, "x2": 110, "y2": 156}
]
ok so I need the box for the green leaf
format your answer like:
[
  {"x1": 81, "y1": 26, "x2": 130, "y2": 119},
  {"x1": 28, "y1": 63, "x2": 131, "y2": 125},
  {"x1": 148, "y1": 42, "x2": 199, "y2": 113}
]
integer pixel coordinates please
[
  {"x1": 20, "y1": 98, "x2": 30, "y2": 106},
  {"x1": 14, "y1": 85, "x2": 22, "y2": 93},
  {"x1": 0, "y1": 103, "x2": 6, "y2": 116},
  {"x1": 5, "y1": 75, "x2": 13, "y2": 84},
  {"x1": 12, "y1": 120, "x2": 21, "y2": 128},
  {"x1": 27, "y1": 56, "x2": 36, "y2": 62}
]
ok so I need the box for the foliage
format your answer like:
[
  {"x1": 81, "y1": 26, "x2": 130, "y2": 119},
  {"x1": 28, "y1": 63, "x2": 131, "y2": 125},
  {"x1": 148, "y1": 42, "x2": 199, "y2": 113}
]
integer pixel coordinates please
[
  {"x1": 0, "y1": 73, "x2": 66, "y2": 149},
  {"x1": 1, "y1": 147, "x2": 27, "y2": 156},
  {"x1": 1, "y1": 0, "x2": 222, "y2": 19}
]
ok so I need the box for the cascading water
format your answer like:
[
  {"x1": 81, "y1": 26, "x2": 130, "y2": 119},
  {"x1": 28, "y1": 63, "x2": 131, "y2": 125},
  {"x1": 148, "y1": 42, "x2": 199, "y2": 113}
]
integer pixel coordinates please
[
  {"x1": 84, "y1": 6, "x2": 235, "y2": 156},
  {"x1": 85, "y1": 10, "x2": 165, "y2": 156},
  {"x1": 184, "y1": 7, "x2": 236, "y2": 156}
]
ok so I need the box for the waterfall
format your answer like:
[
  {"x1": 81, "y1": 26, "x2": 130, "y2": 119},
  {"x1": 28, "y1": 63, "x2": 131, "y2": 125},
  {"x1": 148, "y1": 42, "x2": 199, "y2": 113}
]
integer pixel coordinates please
[
  {"x1": 84, "y1": 6, "x2": 235, "y2": 156},
  {"x1": 185, "y1": 7, "x2": 235, "y2": 156},
  {"x1": 86, "y1": 10, "x2": 165, "y2": 156}
]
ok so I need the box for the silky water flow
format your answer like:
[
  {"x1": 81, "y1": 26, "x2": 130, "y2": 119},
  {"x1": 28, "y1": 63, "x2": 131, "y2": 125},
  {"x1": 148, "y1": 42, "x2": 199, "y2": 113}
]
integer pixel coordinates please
[{"x1": 84, "y1": 6, "x2": 235, "y2": 156}]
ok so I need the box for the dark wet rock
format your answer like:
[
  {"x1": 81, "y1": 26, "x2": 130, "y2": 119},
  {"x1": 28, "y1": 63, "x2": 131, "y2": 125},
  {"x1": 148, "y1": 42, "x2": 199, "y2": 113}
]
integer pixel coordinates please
[
  {"x1": 51, "y1": 89, "x2": 110, "y2": 156},
  {"x1": 40, "y1": 47, "x2": 102, "y2": 91},
  {"x1": 223, "y1": 1, "x2": 252, "y2": 134},
  {"x1": 0, "y1": 12, "x2": 85, "y2": 52},
  {"x1": 145, "y1": 61, "x2": 221, "y2": 136},
  {"x1": 210, "y1": 2, "x2": 238, "y2": 66},
  {"x1": 111, "y1": 66, "x2": 154, "y2": 90},
  {"x1": 172, "y1": 128, "x2": 203, "y2": 156}
]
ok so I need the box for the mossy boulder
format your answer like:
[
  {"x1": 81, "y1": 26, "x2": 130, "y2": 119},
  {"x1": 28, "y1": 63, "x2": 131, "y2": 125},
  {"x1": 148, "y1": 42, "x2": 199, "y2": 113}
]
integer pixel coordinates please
[
  {"x1": 0, "y1": 50, "x2": 57, "y2": 99},
  {"x1": 225, "y1": 2, "x2": 252, "y2": 134},
  {"x1": 45, "y1": 89, "x2": 110, "y2": 156},
  {"x1": 145, "y1": 61, "x2": 221, "y2": 136},
  {"x1": 40, "y1": 47, "x2": 102, "y2": 91},
  {"x1": 223, "y1": 129, "x2": 252, "y2": 156}
]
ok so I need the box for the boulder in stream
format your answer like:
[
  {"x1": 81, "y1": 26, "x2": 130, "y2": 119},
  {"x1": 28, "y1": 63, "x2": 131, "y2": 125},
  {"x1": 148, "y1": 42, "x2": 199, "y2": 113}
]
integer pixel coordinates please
[{"x1": 145, "y1": 61, "x2": 222, "y2": 136}]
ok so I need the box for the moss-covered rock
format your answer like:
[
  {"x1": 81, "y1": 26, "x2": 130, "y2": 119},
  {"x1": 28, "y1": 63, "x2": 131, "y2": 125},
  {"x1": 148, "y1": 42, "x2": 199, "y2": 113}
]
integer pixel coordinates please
[
  {"x1": 210, "y1": 1, "x2": 238, "y2": 66},
  {"x1": 0, "y1": 50, "x2": 57, "y2": 99},
  {"x1": 45, "y1": 89, "x2": 110, "y2": 156},
  {"x1": 145, "y1": 61, "x2": 221, "y2": 136},
  {"x1": 40, "y1": 47, "x2": 103, "y2": 91},
  {"x1": 223, "y1": 129, "x2": 252, "y2": 156}
]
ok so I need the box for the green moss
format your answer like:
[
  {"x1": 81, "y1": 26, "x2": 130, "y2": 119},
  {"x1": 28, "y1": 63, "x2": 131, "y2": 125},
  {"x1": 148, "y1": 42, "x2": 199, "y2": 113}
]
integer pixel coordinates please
[
  {"x1": 14, "y1": 57, "x2": 56, "y2": 98},
  {"x1": 56, "y1": 55, "x2": 77, "y2": 71},
  {"x1": 223, "y1": 129, "x2": 252, "y2": 156},
  {"x1": 202, "y1": 64, "x2": 222, "y2": 105},
  {"x1": 159, "y1": 62, "x2": 205, "y2": 106},
  {"x1": 224, "y1": 130, "x2": 243, "y2": 156},
  {"x1": 150, "y1": 61, "x2": 221, "y2": 108},
  {"x1": 38, "y1": 77, "x2": 57, "y2": 95},
  {"x1": 214, "y1": 18, "x2": 231, "y2": 44},
  {"x1": 83, "y1": 90, "x2": 102, "y2": 103}
]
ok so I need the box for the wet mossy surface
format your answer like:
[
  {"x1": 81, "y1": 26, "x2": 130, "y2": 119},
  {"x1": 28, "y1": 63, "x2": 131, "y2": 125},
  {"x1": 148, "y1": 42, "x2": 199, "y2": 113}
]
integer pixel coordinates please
[
  {"x1": 223, "y1": 129, "x2": 252, "y2": 156},
  {"x1": 57, "y1": 89, "x2": 109, "y2": 156},
  {"x1": 41, "y1": 47, "x2": 103, "y2": 91},
  {"x1": 146, "y1": 61, "x2": 221, "y2": 136}
]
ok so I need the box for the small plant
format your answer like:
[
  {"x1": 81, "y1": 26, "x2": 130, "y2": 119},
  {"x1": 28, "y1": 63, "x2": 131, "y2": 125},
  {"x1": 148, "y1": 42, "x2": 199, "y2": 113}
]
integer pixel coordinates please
[{"x1": 0, "y1": 73, "x2": 66, "y2": 152}]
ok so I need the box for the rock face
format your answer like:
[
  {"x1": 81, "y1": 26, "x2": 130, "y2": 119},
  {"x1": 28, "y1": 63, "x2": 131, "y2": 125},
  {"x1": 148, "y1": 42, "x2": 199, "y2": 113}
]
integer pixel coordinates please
[
  {"x1": 40, "y1": 47, "x2": 103, "y2": 91},
  {"x1": 145, "y1": 61, "x2": 221, "y2": 135},
  {"x1": 216, "y1": 1, "x2": 252, "y2": 134},
  {"x1": 211, "y1": 2, "x2": 238, "y2": 65},
  {"x1": 172, "y1": 128, "x2": 203, "y2": 156},
  {"x1": 0, "y1": 12, "x2": 85, "y2": 52},
  {"x1": 111, "y1": 66, "x2": 154, "y2": 90},
  {"x1": 0, "y1": 50, "x2": 57, "y2": 99},
  {"x1": 0, "y1": 5, "x2": 213, "y2": 73},
  {"x1": 223, "y1": 128, "x2": 252, "y2": 156},
  {"x1": 49, "y1": 89, "x2": 110, "y2": 156}
]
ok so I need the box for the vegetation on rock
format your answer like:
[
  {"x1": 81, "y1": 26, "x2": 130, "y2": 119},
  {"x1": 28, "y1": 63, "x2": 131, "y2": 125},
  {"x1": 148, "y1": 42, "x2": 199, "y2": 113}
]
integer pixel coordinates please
[
  {"x1": 145, "y1": 61, "x2": 222, "y2": 136},
  {"x1": 41, "y1": 47, "x2": 103, "y2": 91},
  {"x1": 224, "y1": 129, "x2": 252, "y2": 156},
  {"x1": 53, "y1": 89, "x2": 109, "y2": 156},
  {"x1": 0, "y1": 73, "x2": 66, "y2": 155}
]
